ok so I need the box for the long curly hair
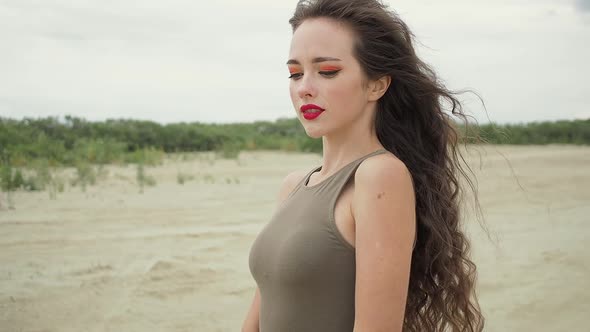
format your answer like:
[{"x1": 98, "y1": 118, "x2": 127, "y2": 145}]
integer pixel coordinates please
[{"x1": 289, "y1": 0, "x2": 486, "y2": 331}]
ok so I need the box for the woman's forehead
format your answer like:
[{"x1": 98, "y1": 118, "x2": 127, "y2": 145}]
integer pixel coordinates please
[{"x1": 289, "y1": 18, "x2": 355, "y2": 61}]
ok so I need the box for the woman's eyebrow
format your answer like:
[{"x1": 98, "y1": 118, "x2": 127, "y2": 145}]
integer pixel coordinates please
[{"x1": 286, "y1": 57, "x2": 342, "y2": 65}]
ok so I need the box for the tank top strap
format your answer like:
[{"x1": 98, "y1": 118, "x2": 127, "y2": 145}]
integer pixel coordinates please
[
  {"x1": 326, "y1": 148, "x2": 388, "y2": 191},
  {"x1": 298, "y1": 149, "x2": 388, "y2": 191}
]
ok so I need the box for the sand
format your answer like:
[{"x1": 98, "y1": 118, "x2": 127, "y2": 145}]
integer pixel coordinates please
[{"x1": 0, "y1": 145, "x2": 588, "y2": 331}]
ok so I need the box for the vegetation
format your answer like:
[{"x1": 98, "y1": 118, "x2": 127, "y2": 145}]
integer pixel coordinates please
[
  {"x1": 177, "y1": 172, "x2": 194, "y2": 185},
  {"x1": 0, "y1": 115, "x2": 587, "y2": 205},
  {"x1": 463, "y1": 119, "x2": 590, "y2": 145},
  {"x1": 0, "y1": 115, "x2": 321, "y2": 170},
  {"x1": 136, "y1": 163, "x2": 156, "y2": 193},
  {"x1": 1, "y1": 116, "x2": 587, "y2": 167}
]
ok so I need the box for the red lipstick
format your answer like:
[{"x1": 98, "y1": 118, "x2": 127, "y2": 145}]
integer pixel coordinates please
[{"x1": 300, "y1": 104, "x2": 325, "y2": 120}]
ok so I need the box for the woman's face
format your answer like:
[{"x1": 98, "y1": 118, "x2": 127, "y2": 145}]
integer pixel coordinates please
[{"x1": 287, "y1": 18, "x2": 372, "y2": 139}]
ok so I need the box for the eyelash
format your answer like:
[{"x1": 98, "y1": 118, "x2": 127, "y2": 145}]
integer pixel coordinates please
[{"x1": 288, "y1": 70, "x2": 340, "y2": 80}]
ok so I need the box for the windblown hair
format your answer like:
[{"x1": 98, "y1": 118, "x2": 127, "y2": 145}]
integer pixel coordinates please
[{"x1": 290, "y1": 1, "x2": 485, "y2": 331}]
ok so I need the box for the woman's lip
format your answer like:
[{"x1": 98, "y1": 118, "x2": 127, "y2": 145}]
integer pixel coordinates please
[
  {"x1": 300, "y1": 104, "x2": 325, "y2": 112},
  {"x1": 303, "y1": 110, "x2": 324, "y2": 120}
]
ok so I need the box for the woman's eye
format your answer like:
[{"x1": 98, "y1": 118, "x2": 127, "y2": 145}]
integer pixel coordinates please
[
  {"x1": 320, "y1": 70, "x2": 340, "y2": 77},
  {"x1": 288, "y1": 70, "x2": 340, "y2": 80}
]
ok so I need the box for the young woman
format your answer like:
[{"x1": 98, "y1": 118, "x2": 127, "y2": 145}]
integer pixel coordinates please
[{"x1": 243, "y1": 0, "x2": 485, "y2": 331}]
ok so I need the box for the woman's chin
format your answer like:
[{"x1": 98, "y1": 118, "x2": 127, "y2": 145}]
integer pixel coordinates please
[{"x1": 302, "y1": 126, "x2": 325, "y2": 139}]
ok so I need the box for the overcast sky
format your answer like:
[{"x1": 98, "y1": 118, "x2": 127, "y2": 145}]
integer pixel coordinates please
[{"x1": 1, "y1": 0, "x2": 589, "y2": 124}]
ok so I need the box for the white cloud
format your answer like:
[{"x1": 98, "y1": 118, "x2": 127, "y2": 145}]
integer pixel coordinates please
[{"x1": 0, "y1": 0, "x2": 588, "y2": 124}]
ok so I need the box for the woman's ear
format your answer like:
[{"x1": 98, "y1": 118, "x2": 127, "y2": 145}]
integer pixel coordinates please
[{"x1": 367, "y1": 75, "x2": 391, "y2": 102}]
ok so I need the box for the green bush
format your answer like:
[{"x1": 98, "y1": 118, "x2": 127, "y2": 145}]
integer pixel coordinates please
[
  {"x1": 136, "y1": 163, "x2": 156, "y2": 193},
  {"x1": 217, "y1": 141, "x2": 242, "y2": 159},
  {"x1": 0, "y1": 116, "x2": 587, "y2": 174},
  {"x1": 125, "y1": 147, "x2": 164, "y2": 166},
  {"x1": 71, "y1": 161, "x2": 96, "y2": 192},
  {"x1": 177, "y1": 172, "x2": 194, "y2": 185}
]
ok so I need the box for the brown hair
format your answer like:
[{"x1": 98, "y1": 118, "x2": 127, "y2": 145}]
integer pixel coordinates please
[{"x1": 290, "y1": 0, "x2": 486, "y2": 331}]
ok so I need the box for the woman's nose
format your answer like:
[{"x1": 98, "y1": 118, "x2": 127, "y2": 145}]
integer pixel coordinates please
[{"x1": 297, "y1": 74, "x2": 317, "y2": 99}]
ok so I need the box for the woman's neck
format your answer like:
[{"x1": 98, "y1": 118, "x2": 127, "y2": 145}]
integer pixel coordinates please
[{"x1": 319, "y1": 130, "x2": 384, "y2": 176}]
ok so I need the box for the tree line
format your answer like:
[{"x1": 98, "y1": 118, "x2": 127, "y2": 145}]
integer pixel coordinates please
[{"x1": 1, "y1": 115, "x2": 588, "y2": 167}]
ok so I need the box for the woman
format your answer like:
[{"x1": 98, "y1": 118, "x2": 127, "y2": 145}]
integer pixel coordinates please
[{"x1": 243, "y1": 0, "x2": 485, "y2": 331}]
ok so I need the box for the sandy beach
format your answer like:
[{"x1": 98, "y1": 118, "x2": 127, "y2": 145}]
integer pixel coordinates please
[{"x1": 0, "y1": 145, "x2": 588, "y2": 332}]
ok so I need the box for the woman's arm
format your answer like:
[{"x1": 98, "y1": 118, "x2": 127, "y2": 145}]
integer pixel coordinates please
[
  {"x1": 241, "y1": 287, "x2": 261, "y2": 332},
  {"x1": 351, "y1": 156, "x2": 416, "y2": 332}
]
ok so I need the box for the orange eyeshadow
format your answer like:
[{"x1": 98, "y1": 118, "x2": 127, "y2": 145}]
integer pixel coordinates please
[{"x1": 319, "y1": 65, "x2": 341, "y2": 71}]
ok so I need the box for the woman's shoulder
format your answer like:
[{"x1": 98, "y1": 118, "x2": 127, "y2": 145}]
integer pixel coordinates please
[
  {"x1": 352, "y1": 151, "x2": 416, "y2": 247},
  {"x1": 354, "y1": 152, "x2": 413, "y2": 193}
]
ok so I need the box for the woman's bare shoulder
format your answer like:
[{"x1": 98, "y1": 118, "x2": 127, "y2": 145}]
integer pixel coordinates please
[{"x1": 354, "y1": 153, "x2": 413, "y2": 194}]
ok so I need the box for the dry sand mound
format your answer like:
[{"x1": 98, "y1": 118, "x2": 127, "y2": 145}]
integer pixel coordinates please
[{"x1": 0, "y1": 146, "x2": 588, "y2": 331}]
